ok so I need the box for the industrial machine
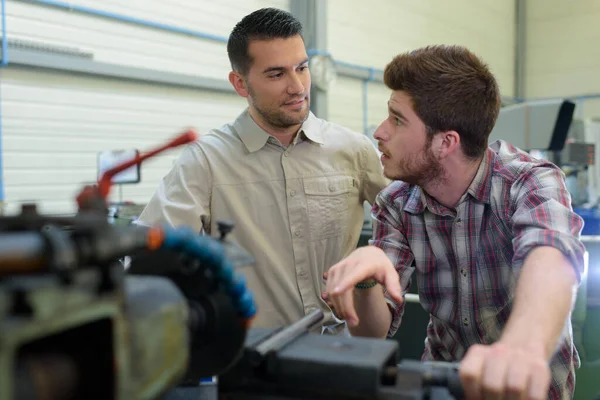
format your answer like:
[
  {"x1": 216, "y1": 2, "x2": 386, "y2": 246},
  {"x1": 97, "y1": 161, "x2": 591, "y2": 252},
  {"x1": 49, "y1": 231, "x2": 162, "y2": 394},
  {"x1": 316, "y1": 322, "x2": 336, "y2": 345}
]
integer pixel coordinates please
[
  {"x1": 0, "y1": 132, "x2": 464, "y2": 399},
  {"x1": 489, "y1": 99, "x2": 596, "y2": 206}
]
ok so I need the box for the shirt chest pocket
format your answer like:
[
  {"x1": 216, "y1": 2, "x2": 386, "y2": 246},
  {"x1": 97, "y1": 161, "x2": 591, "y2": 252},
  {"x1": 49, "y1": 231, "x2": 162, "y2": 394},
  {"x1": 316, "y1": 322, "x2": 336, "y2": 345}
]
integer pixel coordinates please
[{"x1": 303, "y1": 175, "x2": 357, "y2": 241}]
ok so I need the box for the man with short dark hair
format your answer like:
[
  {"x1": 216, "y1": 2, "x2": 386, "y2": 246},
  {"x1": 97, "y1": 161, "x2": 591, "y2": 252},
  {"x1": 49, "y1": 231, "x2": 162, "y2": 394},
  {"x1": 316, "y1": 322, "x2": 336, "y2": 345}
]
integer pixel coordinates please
[
  {"x1": 138, "y1": 8, "x2": 388, "y2": 333},
  {"x1": 323, "y1": 45, "x2": 585, "y2": 399}
]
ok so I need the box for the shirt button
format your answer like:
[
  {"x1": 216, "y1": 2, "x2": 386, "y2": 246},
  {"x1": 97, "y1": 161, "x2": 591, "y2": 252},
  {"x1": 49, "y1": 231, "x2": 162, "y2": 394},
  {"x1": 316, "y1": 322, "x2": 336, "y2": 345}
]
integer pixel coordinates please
[
  {"x1": 290, "y1": 190, "x2": 296, "y2": 197},
  {"x1": 284, "y1": 151, "x2": 289, "y2": 157},
  {"x1": 294, "y1": 229, "x2": 301, "y2": 237},
  {"x1": 298, "y1": 269, "x2": 307, "y2": 276},
  {"x1": 328, "y1": 184, "x2": 335, "y2": 192},
  {"x1": 463, "y1": 317, "x2": 469, "y2": 326},
  {"x1": 456, "y1": 217, "x2": 463, "y2": 226},
  {"x1": 461, "y1": 268, "x2": 467, "y2": 277}
]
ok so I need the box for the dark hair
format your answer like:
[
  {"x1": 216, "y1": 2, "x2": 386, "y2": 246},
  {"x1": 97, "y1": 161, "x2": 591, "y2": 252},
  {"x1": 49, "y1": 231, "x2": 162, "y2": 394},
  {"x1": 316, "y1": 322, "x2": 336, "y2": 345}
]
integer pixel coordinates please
[
  {"x1": 227, "y1": 8, "x2": 303, "y2": 75},
  {"x1": 383, "y1": 45, "x2": 501, "y2": 159}
]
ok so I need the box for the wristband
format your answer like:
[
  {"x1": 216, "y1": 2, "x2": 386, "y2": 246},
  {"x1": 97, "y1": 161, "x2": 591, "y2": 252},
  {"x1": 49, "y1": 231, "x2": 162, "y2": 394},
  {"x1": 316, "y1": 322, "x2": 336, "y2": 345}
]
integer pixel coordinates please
[{"x1": 355, "y1": 279, "x2": 378, "y2": 290}]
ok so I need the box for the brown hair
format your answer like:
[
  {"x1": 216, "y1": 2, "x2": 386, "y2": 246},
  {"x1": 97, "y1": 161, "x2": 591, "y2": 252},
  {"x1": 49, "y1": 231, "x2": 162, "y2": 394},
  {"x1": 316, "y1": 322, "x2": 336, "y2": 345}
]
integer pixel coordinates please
[{"x1": 383, "y1": 45, "x2": 501, "y2": 159}]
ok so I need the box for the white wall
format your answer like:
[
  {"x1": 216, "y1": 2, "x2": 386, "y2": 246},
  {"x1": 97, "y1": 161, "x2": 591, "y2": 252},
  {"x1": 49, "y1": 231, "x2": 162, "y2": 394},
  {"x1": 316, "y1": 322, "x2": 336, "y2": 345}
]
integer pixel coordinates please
[
  {"x1": 6, "y1": 0, "x2": 288, "y2": 81},
  {"x1": 0, "y1": 0, "x2": 519, "y2": 215},
  {"x1": 525, "y1": 0, "x2": 600, "y2": 119},
  {"x1": 1, "y1": 68, "x2": 245, "y2": 214},
  {"x1": 327, "y1": 0, "x2": 516, "y2": 135},
  {"x1": 1, "y1": 0, "x2": 288, "y2": 215}
]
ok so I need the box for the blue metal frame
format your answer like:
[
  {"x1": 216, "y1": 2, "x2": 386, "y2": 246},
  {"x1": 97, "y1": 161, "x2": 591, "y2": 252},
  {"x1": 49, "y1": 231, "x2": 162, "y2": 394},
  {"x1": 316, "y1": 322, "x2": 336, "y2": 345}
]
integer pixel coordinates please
[
  {"x1": 362, "y1": 68, "x2": 377, "y2": 134},
  {"x1": 0, "y1": 0, "x2": 8, "y2": 201}
]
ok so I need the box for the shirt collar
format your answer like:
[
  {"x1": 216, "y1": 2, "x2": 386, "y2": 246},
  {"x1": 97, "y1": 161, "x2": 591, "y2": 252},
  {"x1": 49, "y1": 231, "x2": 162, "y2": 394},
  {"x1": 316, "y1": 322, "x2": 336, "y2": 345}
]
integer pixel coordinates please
[
  {"x1": 233, "y1": 108, "x2": 324, "y2": 153},
  {"x1": 402, "y1": 147, "x2": 494, "y2": 215},
  {"x1": 298, "y1": 111, "x2": 325, "y2": 145},
  {"x1": 465, "y1": 148, "x2": 494, "y2": 205},
  {"x1": 402, "y1": 186, "x2": 426, "y2": 214}
]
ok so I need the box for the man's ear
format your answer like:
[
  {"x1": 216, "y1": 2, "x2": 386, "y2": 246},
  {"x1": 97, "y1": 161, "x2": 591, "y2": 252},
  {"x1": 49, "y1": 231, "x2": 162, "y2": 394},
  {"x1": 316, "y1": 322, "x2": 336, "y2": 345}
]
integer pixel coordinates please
[
  {"x1": 436, "y1": 131, "x2": 461, "y2": 159},
  {"x1": 229, "y1": 71, "x2": 249, "y2": 98}
]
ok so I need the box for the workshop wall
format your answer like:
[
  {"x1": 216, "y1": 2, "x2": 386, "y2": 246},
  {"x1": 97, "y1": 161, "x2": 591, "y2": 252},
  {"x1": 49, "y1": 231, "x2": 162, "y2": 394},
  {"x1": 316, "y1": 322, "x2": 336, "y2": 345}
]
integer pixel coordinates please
[
  {"x1": 525, "y1": 0, "x2": 600, "y2": 119},
  {"x1": 0, "y1": 0, "x2": 524, "y2": 215},
  {"x1": 1, "y1": 68, "x2": 245, "y2": 213},
  {"x1": 326, "y1": 0, "x2": 516, "y2": 135},
  {"x1": 0, "y1": 0, "x2": 287, "y2": 215}
]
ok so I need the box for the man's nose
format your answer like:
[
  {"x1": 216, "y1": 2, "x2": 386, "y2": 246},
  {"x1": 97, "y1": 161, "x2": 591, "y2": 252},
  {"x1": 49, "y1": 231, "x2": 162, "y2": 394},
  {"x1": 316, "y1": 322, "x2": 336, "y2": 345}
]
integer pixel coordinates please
[
  {"x1": 373, "y1": 121, "x2": 388, "y2": 141},
  {"x1": 287, "y1": 73, "x2": 305, "y2": 95}
]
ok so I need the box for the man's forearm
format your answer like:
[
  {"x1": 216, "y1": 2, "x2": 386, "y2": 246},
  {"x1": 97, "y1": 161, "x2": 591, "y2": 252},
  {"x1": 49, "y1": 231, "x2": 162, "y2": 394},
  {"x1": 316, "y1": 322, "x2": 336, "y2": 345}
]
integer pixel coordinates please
[
  {"x1": 350, "y1": 284, "x2": 393, "y2": 338},
  {"x1": 500, "y1": 246, "x2": 579, "y2": 359}
]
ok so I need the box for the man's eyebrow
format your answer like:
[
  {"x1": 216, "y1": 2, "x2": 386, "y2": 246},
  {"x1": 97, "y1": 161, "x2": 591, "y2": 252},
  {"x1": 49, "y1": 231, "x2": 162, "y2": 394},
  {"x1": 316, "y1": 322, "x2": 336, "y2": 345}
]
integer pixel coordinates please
[
  {"x1": 388, "y1": 104, "x2": 408, "y2": 122},
  {"x1": 263, "y1": 59, "x2": 309, "y2": 74}
]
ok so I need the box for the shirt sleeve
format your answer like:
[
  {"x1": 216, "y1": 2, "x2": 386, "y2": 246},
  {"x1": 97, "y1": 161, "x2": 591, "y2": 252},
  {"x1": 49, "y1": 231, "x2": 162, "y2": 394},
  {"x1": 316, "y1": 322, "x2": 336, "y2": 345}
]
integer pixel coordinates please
[
  {"x1": 510, "y1": 164, "x2": 586, "y2": 281},
  {"x1": 368, "y1": 191, "x2": 416, "y2": 337},
  {"x1": 137, "y1": 142, "x2": 212, "y2": 234},
  {"x1": 359, "y1": 134, "x2": 391, "y2": 204}
]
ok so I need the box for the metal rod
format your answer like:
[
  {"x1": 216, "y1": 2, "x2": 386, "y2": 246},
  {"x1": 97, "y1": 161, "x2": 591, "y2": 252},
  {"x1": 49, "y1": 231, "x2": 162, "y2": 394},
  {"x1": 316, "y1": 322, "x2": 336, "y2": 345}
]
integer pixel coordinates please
[
  {"x1": 405, "y1": 293, "x2": 419, "y2": 304},
  {"x1": 254, "y1": 309, "x2": 324, "y2": 356}
]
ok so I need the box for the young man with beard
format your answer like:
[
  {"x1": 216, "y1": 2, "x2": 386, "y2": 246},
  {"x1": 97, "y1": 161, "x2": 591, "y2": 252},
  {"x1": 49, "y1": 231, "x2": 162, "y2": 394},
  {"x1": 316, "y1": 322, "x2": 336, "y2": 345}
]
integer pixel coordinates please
[
  {"x1": 323, "y1": 45, "x2": 585, "y2": 399},
  {"x1": 137, "y1": 8, "x2": 388, "y2": 333}
]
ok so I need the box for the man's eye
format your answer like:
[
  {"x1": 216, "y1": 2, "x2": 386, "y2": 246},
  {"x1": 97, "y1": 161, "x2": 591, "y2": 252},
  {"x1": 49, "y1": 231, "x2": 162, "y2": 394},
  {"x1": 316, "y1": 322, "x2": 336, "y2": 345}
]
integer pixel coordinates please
[{"x1": 395, "y1": 117, "x2": 403, "y2": 125}]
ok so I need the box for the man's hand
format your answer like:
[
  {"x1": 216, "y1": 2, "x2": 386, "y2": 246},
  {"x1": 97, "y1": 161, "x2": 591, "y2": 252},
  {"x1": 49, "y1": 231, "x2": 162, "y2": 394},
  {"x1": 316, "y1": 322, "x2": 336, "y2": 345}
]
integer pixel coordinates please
[
  {"x1": 322, "y1": 246, "x2": 403, "y2": 327},
  {"x1": 459, "y1": 342, "x2": 551, "y2": 400}
]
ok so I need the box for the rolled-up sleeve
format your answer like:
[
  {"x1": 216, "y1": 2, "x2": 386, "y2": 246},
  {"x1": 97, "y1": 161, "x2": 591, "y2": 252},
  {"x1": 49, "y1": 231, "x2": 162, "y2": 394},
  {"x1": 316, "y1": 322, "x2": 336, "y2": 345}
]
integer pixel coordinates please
[
  {"x1": 368, "y1": 191, "x2": 416, "y2": 337},
  {"x1": 137, "y1": 142, "x2": 212, "y2": 233},
  {"x1": 510, "y1": 165, "x2": 586, "y2": 281}
]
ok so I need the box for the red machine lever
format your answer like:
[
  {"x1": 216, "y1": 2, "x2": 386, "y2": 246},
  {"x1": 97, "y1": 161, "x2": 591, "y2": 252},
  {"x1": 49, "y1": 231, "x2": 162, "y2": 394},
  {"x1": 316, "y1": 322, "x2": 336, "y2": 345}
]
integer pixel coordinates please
[{"x1": 76, "y1": 129, "x2": 198, "y2": 209}]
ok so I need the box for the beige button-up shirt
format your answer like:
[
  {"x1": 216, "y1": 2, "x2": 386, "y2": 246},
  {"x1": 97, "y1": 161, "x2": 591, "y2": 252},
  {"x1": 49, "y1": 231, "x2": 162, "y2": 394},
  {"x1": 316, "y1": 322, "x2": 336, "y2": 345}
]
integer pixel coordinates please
[{"x1": 138, "y1": 109, "x2": 388, "y2": 332}]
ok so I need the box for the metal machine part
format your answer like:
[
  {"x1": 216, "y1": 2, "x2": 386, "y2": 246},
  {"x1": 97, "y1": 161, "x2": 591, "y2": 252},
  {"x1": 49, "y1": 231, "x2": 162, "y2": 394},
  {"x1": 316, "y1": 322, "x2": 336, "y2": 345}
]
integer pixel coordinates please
[
  {"x1": 0, "y1": 131, "x2": 256, "y2": 399},
  {"x1": 215, "y1": 310, "x2": 463, "y2": 400},
  {"x1": 127, "y1": 243, "x2": 252, "y2": 382}
]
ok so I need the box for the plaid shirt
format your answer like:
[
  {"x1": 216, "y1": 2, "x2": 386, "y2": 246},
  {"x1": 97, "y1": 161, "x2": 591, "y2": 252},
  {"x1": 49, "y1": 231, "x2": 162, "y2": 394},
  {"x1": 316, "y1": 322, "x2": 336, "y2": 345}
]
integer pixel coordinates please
[{"x1": 370, "y1": 140, "x2": 585, "y2": 399}]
